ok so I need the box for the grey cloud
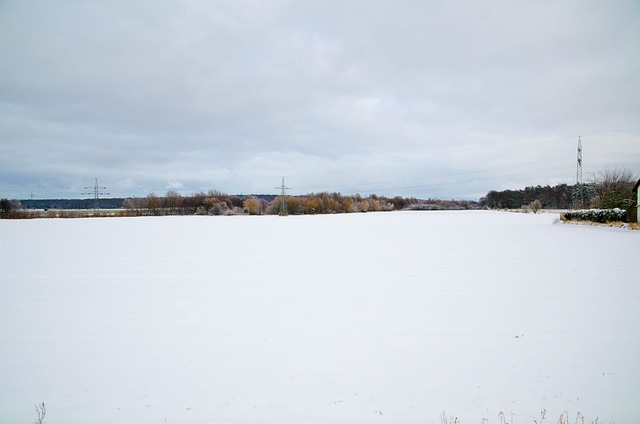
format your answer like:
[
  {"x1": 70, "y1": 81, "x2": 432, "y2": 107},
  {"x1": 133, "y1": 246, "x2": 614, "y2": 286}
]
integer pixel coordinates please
[{"x1": 1, "y1": 0, "x2": 639, "y2": 200}]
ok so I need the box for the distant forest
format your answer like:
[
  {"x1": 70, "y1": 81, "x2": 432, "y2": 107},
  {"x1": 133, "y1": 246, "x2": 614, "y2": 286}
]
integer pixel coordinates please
[
  {"x1": 479, "y1": 184, "x2": 592, "y2": 209},
  {"x1": 20, "y1": 198, "x2": 128, "y2": 210}
]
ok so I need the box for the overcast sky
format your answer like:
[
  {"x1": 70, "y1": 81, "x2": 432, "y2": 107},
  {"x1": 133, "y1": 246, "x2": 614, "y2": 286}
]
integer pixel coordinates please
[{"x1": 1, "y1": 0, "x2": 639, "y2": 200}]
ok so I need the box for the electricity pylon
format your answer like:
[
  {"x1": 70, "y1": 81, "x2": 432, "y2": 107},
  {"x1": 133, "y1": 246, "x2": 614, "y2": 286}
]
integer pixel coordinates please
[
  {"x1": 274, "y1": 177, "x2": 290, "y2": 215},
  {"x1": 82, "y1": 178, "x2": 109, "y2": 212}
]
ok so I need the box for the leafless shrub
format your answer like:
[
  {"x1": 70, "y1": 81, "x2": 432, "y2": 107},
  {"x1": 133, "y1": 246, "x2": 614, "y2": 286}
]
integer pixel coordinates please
[
  {"x1": 590, "y1": 167, "x2": 636, "y2": 209},
  {"x1": 529, "y1": 199, "x2": 542, "y2": 214}
]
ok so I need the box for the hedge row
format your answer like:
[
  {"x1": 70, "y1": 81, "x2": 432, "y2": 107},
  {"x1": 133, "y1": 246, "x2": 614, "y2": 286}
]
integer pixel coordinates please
[{"x1": 563, "y1": 208, "x2": 627, "y2": 223}]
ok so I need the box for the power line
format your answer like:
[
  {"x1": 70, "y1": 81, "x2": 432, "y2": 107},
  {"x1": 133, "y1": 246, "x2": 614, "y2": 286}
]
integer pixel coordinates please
[
  {"x1": 285, "y1": 136, "x2": 577, "y2": 180},
  {"x1": 291, "y1": 151, "x2": 577, "y2": 194}
]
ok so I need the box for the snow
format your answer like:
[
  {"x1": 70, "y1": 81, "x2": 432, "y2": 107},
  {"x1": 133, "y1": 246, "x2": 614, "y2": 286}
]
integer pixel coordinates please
[{"x1": 1, "y1": 211, "x2": 638, "y2": 424}]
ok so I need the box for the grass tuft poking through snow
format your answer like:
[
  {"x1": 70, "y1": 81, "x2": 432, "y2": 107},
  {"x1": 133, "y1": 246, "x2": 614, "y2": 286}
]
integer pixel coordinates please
[
  {"x1": 34, "y1": 402, "x2": 46, "y2": 424},
  {"x1": 442, "y1": 409, "x2": 599, "y2": 424}
]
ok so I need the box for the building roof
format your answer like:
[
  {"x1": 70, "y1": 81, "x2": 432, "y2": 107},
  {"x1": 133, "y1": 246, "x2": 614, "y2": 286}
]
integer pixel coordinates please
[{"x1": 634, "y1": 178, "x2": 640, "y2": 193}]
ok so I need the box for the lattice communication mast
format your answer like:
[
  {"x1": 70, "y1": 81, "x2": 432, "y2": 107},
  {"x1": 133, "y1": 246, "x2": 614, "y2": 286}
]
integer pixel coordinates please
[
  {"x1": 82, "y1": 178, "x2": 109, "y2": 212},
  {"x1": 274, "y1": 177, "x2": 290, "y2": 215},
  {"x1": 575, "y1": 137, "x2": 584, "y2": 208}
]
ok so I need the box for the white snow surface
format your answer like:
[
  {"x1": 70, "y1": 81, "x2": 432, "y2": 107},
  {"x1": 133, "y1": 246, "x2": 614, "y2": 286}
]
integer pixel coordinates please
[{"x1": 1, "y1": 211, "x2": 638, "y2": 424}]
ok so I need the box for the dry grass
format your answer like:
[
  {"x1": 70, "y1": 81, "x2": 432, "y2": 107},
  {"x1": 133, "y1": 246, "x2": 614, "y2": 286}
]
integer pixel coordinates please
[{"x1": 440, "y1": 409, "x2": 604, "y2": 424}]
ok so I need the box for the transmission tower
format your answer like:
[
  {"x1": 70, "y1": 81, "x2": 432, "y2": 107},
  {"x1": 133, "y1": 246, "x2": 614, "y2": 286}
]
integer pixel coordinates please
[
  {"x1": 274, "y1": 176, "x2": 290, "y2": 215},
  {"x1": 82, "y1": 178, "x2": 109, "y2": 212},
  {"x1": 575, "y1": 136, "x2": 584, "y2": 208}
]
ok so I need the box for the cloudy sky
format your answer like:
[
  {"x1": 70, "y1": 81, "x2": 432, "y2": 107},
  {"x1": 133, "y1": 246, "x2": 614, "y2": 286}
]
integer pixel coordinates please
[{"x1": 1, "y1": 1, "x2": 639, "y2": 200}]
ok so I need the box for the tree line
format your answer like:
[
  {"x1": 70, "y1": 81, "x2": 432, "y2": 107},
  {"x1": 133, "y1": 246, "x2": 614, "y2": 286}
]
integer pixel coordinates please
[
  {"x1": 2, "y1": 191, "x2": 478, "y2": 218},
  {"x1": 480, "y1": 184, "x2": 580, "y2": 209},
  {"x1": 121, "y1": 191, "x2": 476, "y2": 216},
  {"x1": 4, "y1": 167, "x2": 635, "y2": 218},
  {"x1": 19, "y1": 198, "x2": 127, "y2": 210},
  {"x1": 480, "y1": 168, "x2": 638, "y2": 211},
  {"x1": 120, "y1": 190, "x2": 402, "y2": 215}
]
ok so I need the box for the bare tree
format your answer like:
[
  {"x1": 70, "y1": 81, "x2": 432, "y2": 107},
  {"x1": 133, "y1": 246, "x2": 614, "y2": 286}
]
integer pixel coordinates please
[
  {"x1": 0, "y1": 198, "x2": 12, "y2": 214},
  {"x1": 164, "y1": 190, "x2": 183, "y2": 214},
  {"x1": 1, "y1": 198, "x2": 21, "y2": 216},
  {"x1": 590, "y1": 167, "x2": 636, "y2": 209},
  {"x1": 243, "y1": 197, "x2": 261, "y2": 215},
  {"x1": 529, "y1": 199, "x2": 542, "y2": 213}
]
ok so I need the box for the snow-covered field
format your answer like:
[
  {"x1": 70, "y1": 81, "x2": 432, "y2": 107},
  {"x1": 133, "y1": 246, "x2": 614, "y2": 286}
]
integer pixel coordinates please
[{"x1": 1, "y1": 211, "x2": 638, "y2": 424}]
